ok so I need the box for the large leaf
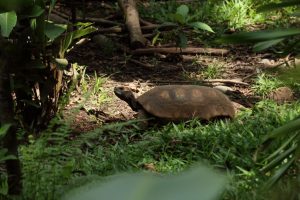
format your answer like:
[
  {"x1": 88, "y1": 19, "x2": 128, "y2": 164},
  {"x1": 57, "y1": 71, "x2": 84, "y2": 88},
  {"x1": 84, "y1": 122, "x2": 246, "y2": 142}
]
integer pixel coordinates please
[
  {"x1": 189, "y1": 22, "x2": 214, "y2": 33},
  {"x1": 253, "y1": 38, "x2": 284, "y2": 51},
  {"x1": 45, "y1": 21, "x2": 67, "y2": 41},
  {"x1": 62, "y1": 165, "x2": 227, "y2": 200},
  {"x1": 176, "y1": 5, "x2": 189, "y2": 19},
  {"x1": 219, "y1": 28, "x2": 300, "y2": 44},
  {"x1": 258, "y1": 1, "x2": 300, "y2": 12},
  {"x1": 0, "y1": 11, "x2": 17, "y2": 37}
]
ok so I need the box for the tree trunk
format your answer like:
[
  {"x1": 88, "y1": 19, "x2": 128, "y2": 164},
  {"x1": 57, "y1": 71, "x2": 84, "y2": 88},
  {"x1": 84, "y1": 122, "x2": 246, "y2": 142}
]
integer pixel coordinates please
[
  {"x1": 118, "y1": 0, "x2": 147, "y2": 48},
  {"x1": 0, "y1": 57, "x2": 22, "y2": 195}
]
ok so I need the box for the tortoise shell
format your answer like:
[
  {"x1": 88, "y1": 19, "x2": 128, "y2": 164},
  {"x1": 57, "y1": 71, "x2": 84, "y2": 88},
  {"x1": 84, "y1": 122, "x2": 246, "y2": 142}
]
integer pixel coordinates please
[{"x1": 136, "y1": 85, "x2": 235, "y2": 121}]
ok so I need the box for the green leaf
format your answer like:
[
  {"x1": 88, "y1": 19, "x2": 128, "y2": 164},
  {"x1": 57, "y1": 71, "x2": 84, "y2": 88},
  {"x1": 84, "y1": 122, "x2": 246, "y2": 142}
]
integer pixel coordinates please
[
  {"x1": 62, "y1": 165, "x2": 227, "y2": 200},
  {"x1": 151, "y1": 32, "x2": 161, "y2": 46},
  {"x1": 219, "y1": 28, "x2": 300, "y2": 44},
  {"x1": 45, "y1": 21, "x2": 67, "y2": 41},
  {"x1": 0, "y1": 124, "x2": 11, "y2": 138},
  {"x1": 258, "y1": 1, "x2": 300, "y2": 12},
  {"x1": 60, "y1": 24, "x2": 96, "y2": 55},
  {"x1": 26, "y1": 5, "x2": 44, "y2": 18},
  {"x1": 189, "y1": 22, "x2": 214, "y2": 33},
  {"x1": 253, "y1": 38, "x2": 284, "y2": 51},
  {"x1": 0, "y1": 11, "x2": 17, "y2": 37},
  {"x1": 176, "y1": 5, "x2": 189, "y2": 19},
  {"x1": 72, "y1": 26, "x2": 97, "y2": 40}
]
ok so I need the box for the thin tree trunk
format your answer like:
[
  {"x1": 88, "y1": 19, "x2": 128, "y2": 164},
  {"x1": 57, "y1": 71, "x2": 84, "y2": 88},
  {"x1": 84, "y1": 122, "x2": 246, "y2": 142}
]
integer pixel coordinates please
[
  {"x1": 118, "y1": 0, "x2": 147, "y2": 48},
  {"x1": 0, "y1": 56, "x2": 22, "y2": 195}
]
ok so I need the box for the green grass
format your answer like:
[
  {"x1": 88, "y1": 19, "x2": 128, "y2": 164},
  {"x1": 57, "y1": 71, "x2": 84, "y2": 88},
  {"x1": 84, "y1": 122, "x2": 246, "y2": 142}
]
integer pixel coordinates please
[
  {"x1": 18, "y1": 100, "x2": 300, "y2": 199},
  {"x1": 140, "y1": 0, "x2": 266, "y2": 30},
  {"x1": 201, "y1": 60, "x2": 224, "y2": 79},
  {"x1": 252, "y1": 73, "x2": 283, "y2": 97}
]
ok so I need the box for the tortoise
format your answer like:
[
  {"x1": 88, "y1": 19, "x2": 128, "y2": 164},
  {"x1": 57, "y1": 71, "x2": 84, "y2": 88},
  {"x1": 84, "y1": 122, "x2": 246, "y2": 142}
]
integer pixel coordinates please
[{"x1": 114, "y1": 85, "x2": 235, "y2": 126}]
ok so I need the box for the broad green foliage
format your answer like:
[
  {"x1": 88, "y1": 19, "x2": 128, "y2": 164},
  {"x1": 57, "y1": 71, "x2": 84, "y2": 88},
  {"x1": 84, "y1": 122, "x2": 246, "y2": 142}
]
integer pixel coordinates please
[
  {"x1": 0, "y1": 11, "x2": 17, "y2": 37},
  {"x1": 0, "y1": 0, "x2": 96, "y2": 197},
  {"x1": 160, "y1": 4, "x2": 214, "y2": 47},
  {"x1": 168, "y1": 4, "x2": 213, "y2": 32},
  {"x1": 62, "y1": 165, "x2": 227, "y2": 200},
  {"x1": 59, "y1": 22, "x2": 96, "y2": 58}
]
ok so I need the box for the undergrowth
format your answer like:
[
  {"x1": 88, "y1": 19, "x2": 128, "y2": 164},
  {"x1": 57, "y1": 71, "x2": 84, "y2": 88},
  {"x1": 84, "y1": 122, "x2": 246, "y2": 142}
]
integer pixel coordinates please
[{"x1": 19, "y1": 100, "x2": 300, "y2": 199}]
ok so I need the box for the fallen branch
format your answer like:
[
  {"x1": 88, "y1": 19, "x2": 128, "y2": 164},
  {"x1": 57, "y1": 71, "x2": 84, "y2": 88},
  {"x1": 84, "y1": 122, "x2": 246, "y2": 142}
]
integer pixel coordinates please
[
  {"x1": 129, "y1": 58, "x2": 154, "y2": 68},
  {"x1": 81, "y1": 17, "x2": 122, "y2": 26},
  {"x1": 140, "y1": 18, "x2": 155, "y2": 26},
  {"x1": 141, "y1": 23, "x2": 178, "y2": 31},
  {"x1": 203, "y1": 79, "x2": 249, "y2": 86},
  {"x1": 131, "y1": 47, "x2": 229, "y2": 55},
  {"x1": 147, "y1": 79, "x2": 248, "y2": 86},
  {"x1": 96, "y1": 26, "x2": 123, "y2": 33}
]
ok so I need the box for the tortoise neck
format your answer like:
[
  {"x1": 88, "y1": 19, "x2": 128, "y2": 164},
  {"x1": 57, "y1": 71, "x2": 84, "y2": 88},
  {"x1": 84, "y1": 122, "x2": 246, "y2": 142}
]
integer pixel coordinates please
[{"x1": 128, "y1": 98, "x2": 139, "y2": 112}]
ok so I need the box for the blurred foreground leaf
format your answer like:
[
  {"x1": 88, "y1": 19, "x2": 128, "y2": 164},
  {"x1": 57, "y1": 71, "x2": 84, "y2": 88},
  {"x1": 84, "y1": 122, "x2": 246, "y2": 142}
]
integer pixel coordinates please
[{"x1": 62, "y1": 164, "x2": 227, "y2": 200}]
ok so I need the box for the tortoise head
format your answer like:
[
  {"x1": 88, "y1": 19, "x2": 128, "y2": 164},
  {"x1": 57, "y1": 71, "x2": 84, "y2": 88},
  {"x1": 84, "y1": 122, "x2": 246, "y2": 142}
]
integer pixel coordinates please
[{"x1": 114, "y1": 86, "x2": 139, "y2": 111}]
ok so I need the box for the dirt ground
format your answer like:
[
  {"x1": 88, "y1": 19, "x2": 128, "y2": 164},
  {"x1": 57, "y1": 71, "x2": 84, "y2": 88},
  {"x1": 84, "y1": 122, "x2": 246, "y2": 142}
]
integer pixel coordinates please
[{"x1": 63, "y1": 38, "x2": 285, "y2": 133}]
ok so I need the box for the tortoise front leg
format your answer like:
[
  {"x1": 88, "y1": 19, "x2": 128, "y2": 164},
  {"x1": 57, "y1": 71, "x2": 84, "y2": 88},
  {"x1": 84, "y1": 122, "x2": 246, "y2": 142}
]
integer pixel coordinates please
[{"x1": 137, "y1": 109, "x2": 150, "y2": 129}]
